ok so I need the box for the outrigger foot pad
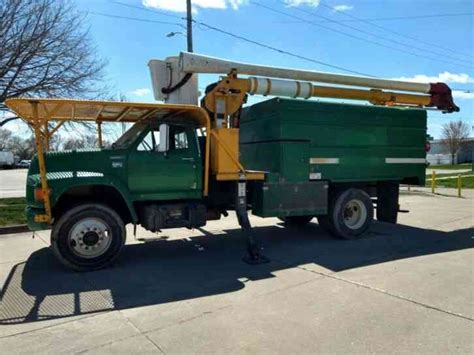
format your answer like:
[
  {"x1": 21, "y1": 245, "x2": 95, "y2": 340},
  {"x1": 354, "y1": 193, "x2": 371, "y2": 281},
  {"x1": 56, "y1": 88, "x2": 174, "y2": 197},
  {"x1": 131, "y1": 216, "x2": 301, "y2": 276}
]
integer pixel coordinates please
[{"x1": 242, "y1": 248, "x2": 270, "y2": 265}]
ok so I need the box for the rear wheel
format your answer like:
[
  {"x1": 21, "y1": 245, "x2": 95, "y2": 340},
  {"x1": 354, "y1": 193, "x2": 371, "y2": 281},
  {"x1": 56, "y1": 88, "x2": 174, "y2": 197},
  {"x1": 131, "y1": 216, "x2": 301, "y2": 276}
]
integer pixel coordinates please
[
  {"x1": 320, "y1": 188, "x2": 373, "y2": 239},
  {"x1": 51, "y1": 203, "x2": 126, "y2": 271},
  {"x1": 279, "y1": 215, "x2": 313, "y2": 227}
]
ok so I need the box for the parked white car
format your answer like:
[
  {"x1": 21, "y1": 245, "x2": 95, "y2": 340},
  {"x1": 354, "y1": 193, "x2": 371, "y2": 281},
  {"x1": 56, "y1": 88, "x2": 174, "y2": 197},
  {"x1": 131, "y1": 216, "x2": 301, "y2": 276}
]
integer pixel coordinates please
[{"x1": 17, "y1": 159, "x2": 31, "y2": 168}]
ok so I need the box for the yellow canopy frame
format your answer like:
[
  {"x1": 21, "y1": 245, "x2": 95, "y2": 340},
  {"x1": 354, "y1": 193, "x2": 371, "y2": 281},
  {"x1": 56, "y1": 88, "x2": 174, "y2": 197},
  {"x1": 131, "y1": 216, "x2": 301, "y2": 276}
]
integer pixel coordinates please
[{"x1": 5, "y1": 98, "x2": 213, "y2": 223}]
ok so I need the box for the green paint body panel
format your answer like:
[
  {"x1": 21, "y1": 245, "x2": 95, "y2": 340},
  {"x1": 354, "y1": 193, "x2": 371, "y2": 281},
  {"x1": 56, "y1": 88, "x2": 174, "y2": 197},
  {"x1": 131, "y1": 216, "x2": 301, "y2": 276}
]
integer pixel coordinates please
[
  {"x1": 252, "y1": 181, "x2": 328, "y2": 217},
  {"x1": 241, "y1": 98, "x2": 427, "y2": 217},
  {"x1": 26, "y1": 124, "x2": 202, "y2": 230},
  {"x1": 241, "y1": 98, "x2": 427, "y2": 184}
]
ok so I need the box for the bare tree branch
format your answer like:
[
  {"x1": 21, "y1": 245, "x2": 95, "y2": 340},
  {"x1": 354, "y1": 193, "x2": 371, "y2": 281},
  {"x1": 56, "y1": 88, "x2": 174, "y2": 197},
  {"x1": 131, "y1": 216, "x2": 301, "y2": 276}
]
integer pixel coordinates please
[
  {"x1": 441, "y1": 120, "x2": 471, "y2": 165},
  {"x1": 0, "y1": 0, "x2": 108, "y2": 116}
]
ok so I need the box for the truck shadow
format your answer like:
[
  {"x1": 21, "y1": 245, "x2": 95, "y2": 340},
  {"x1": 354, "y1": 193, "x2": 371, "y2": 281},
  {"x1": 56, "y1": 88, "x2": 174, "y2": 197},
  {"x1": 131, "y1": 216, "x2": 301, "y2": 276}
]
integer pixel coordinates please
[{"x1": 0, "y1": 222, "x2": 472, "y2": 325}]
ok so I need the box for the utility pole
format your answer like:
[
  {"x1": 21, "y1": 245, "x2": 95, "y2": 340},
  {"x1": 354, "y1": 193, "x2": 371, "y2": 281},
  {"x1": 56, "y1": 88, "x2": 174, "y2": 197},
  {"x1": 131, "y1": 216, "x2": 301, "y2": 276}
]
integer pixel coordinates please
[{"x1": 186, "y1": 0, "x2": 193, "y2": 52}]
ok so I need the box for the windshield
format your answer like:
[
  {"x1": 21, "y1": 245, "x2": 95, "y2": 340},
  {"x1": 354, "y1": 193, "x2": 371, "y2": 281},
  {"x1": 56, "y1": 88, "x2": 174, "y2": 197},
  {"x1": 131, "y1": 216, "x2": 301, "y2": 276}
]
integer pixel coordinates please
[{"x1": 112, "y1": 122, "x2": 148, "y2": 149}]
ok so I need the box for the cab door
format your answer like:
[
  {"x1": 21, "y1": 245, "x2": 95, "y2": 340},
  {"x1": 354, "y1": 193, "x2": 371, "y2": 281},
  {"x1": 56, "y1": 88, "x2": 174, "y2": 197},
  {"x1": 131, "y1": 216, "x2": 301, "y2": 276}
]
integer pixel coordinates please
[{"x1": 127, "y1": 124, "x2": 202, "y2": 200}]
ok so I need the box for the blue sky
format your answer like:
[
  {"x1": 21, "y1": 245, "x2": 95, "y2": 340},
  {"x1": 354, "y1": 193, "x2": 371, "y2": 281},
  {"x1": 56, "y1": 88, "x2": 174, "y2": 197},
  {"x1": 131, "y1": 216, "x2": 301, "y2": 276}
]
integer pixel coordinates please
[{"x1": 9, "y1": 0, "x2": 474, "y2": 138}]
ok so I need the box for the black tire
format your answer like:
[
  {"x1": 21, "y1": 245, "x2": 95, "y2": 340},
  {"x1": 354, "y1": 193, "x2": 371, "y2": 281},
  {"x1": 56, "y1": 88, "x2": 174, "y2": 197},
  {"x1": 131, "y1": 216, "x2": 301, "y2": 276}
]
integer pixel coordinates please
[
  {"x1": 377, "y1": 182, "x2": 399, "y2": 224},
  {"x1": 279, "y1": 215, "x2": 313, "y2": 227},
  {"x1": 51, "y1": 203, "x2": 126, "y2": 271},
  {"x1": 322, "y1": 188, "x2": 373, "y2": 240}
]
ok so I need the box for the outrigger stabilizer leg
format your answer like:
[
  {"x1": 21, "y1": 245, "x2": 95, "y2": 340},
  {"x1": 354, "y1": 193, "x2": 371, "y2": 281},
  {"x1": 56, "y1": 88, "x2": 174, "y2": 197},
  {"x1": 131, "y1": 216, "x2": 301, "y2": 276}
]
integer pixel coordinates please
[{"x1": 235, "y1": 180, "x2": 269, "y2": 265}]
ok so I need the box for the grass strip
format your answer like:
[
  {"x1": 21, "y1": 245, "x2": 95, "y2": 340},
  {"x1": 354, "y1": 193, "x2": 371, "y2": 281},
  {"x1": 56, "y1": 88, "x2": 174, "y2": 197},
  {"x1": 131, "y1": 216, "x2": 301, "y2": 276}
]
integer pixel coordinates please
[{"x1": 0, "y1": 197, "x2": 26, "y2": 226}]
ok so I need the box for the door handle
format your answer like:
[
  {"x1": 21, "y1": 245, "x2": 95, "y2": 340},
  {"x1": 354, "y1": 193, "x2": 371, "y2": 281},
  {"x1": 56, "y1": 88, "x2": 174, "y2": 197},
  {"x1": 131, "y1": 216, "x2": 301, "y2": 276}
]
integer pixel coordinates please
[{"x1": 181, "y1": 157, "x2": 195, "y2": 161}]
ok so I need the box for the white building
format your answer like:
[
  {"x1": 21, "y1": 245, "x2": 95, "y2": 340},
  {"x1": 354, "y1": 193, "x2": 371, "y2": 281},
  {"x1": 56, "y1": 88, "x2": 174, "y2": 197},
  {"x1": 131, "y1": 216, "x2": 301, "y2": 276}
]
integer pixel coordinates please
[{"x1": 427, "y1": 138, "x2": 473, "y2": 165}]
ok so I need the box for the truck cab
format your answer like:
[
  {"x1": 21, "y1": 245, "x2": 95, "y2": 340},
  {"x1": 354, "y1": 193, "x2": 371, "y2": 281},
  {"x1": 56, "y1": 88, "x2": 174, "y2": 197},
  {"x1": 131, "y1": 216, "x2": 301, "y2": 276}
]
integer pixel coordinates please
[
  {"x1": 27, "y1": 119, "x2": 207, "y2": 216},
  {"x1": 3, "y1": 99, "x2": 213, "y2": 270}
]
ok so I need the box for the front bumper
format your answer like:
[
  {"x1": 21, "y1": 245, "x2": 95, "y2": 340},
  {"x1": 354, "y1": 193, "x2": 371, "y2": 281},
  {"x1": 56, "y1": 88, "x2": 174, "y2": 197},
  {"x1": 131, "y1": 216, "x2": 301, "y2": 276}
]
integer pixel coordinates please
[{"x1": 26, "y1": 206, "x2": 51, "y2": 231}]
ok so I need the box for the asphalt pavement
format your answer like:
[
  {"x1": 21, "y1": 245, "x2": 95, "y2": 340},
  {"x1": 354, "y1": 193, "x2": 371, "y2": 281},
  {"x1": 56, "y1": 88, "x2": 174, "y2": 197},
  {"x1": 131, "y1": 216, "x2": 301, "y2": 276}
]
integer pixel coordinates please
[{"x1": 0, "y1": 188, "x2": 472, "y2": 354}]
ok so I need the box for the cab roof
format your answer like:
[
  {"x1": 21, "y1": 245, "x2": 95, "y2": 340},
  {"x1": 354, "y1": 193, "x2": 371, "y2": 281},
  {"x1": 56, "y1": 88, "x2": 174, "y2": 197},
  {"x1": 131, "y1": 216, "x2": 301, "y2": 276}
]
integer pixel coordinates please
[{"x1": 5, "y1": 98, "x2": 210, "y2": 128}]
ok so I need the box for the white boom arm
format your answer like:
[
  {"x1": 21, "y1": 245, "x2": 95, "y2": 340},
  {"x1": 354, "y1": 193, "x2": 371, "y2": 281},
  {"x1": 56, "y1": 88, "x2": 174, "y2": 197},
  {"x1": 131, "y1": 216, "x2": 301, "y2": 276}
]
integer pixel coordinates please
[
  {"x1": 148, "y1": 52, "x2": 459, "y2": 112},
  {"x1": 179, "y1": 52, "x2": 430, "y2": 94}
]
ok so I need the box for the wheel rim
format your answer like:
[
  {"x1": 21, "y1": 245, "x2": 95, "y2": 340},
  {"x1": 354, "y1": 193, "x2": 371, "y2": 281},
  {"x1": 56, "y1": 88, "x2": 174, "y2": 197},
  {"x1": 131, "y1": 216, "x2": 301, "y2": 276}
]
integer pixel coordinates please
[
  {"x1": 68, "y1": 218, "x2": 112, "y2": 259},
  {"x1": 343, "y1": 199, "x2": 367, "y2": 230}
]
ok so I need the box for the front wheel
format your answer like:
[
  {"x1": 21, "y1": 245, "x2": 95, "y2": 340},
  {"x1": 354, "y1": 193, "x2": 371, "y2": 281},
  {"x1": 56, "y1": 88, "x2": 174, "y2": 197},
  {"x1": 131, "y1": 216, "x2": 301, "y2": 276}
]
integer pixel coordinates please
[
  {"x1": 321, "y1": 188, "x2": 373, "y2": 240},
  {"x1": 51, "y1": 204, "x2": 126, "y2": 271}
]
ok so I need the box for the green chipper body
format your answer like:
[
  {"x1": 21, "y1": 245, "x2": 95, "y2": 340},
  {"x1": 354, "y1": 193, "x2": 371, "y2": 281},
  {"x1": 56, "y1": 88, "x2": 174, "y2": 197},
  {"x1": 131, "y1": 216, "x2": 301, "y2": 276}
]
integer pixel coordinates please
[{"x1": 240, "y1": 98, "x2": 427, "y2": 217}]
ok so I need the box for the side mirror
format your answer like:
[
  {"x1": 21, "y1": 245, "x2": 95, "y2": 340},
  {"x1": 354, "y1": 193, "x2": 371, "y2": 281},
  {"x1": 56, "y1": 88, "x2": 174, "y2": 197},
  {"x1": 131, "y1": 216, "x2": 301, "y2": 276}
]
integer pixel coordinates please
[{"x1": 157, "y1": 123, "x2": 170, "y2": 152}]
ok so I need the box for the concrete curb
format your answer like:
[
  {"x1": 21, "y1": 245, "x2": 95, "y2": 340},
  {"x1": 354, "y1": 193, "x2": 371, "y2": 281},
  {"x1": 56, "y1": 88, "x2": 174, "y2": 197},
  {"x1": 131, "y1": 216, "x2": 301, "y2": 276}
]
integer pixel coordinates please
[{"x1": 0, "y1": 225, "x2": 29, "y2": 235}]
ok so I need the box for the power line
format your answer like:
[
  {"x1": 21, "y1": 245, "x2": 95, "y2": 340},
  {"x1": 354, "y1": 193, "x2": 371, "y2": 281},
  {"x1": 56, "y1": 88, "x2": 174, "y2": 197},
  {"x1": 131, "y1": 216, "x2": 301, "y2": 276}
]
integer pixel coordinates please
[
  {"x1": 115, "y1": 0, "x2": 473, "y2": 62},
  {"x1": 109, "y1": 2, "x2": 374, "y2": 76},
  {"x1": 252, "y1": 1, "x2": 472, "y2": 69},
  {"x1": 275, "y1": 12, "x2": 474, "y2": 23},
  {"x1": 192, "y1": 20, "x2": 372, "y2": 76},
  {"x1": 87, "y1": 4, "x2": 473, "y2": 110},
  {"x1": 105, "y1": 2, "x2": 472, "y2": 82},
  {"x1": 317, "y1": 1, "x2": 472, "y2": 61},
  {"x1": 111, "y1": 1, "x2": 184, "y2": 19},
  {"x1": 87, "y1": 11, "x2": 184, "y2": 27},
  {"x1": 110, "y1": 2, "x2": 237, "y2": 34}
]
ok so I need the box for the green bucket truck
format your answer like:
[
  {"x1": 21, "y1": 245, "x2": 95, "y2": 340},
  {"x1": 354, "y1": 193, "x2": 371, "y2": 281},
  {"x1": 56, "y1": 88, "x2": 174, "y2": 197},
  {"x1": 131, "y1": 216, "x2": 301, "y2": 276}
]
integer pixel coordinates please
[{"x1": 5, "y1": 52, "x2": 459, "y2": 271}]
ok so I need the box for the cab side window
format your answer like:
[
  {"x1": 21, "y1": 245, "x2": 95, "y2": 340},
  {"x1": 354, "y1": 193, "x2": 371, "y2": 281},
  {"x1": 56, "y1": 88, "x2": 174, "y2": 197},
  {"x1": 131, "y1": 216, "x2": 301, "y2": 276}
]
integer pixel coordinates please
[
  {"x1": 174, "y1": 131, "x2": 188, "y2": 150},
  {"x1": 137, "y1": 129, "x2": 160, "y2": 151},
  {"x1": 136, "y1": 125, "x2": 194, "y2": 154},
  {"x1": 170, "y1": 126, "x2": 189, "y2": 151}
]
